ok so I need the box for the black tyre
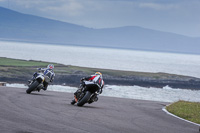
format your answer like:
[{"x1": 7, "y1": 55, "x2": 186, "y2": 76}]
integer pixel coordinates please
[
  {"x1": 77, "y1": 91, "x2": 91, "y2": 106},
  {"x1": 26, "y1": 81, "x2": 39, "y2": 94}
]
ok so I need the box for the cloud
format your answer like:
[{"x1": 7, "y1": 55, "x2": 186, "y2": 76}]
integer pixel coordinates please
[
  {"x1": 8, "y1": 0, "x2": 84, "y2": 16},
  {"x1": 12, "y1": 0, "x2": 49, "y2": 8},
  {"x1": 139, "y1": 2, "x2": 178, "y2": 10},
  {"x1": 40, "y1": 0, "x2": 84, "y2": 16}
]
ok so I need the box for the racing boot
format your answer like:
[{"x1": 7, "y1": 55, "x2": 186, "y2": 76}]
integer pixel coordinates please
[{"x1": 71, "y1": 99, "x2": 76, "y2": 105}]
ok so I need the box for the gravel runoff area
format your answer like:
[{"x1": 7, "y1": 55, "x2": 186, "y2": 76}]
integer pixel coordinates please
[{"x1": 0, "y1": 86, "x2": 198, "y2": 133}]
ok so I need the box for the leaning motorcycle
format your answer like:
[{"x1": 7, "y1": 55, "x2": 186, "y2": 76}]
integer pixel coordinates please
[
  {"x1": 26, "y1": 70, "x2": 51, "y2": 94},
  {"x1": 73, "y1": 81, "x2": 100, "y2": 106}
]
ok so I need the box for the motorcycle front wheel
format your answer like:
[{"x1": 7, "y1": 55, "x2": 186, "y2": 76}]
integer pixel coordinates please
[
  {"x1": 77, "y1": 91, "x2": 91, "y2": 107},
  {"x1": 26, "y1": 80, "x2": 39, "y2": 94}
]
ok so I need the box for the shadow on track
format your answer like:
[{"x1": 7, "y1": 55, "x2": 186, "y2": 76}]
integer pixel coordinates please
[
  {"x1": 66, "y1": 103, "x2": 103, "y2": 109},
  {"x1": 20, "y1": 92, "x2": 55, "y2": 97}
]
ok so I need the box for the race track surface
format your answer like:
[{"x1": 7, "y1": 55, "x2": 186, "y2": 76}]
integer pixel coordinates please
[{"x1": 0, "y1": 86, "x2": 198, "y2": 133}]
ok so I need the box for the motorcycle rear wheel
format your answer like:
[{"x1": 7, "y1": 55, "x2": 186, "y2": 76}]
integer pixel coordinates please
[
  {"x1": 26, "y1": 81, "x2": 39, "y2": 94},
  {"x1": 77, "y1": 91, "x2": 91, "y2": 106}
]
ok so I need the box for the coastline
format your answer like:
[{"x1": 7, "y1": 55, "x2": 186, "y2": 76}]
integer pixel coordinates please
[{"x1": 0, "y1": 57, "x2": 200, "y2": 90}]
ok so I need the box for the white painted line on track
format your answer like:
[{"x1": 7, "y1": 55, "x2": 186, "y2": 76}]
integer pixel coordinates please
[{"x1": 162, "y1": 106, "x2": 200, "y2": 127}]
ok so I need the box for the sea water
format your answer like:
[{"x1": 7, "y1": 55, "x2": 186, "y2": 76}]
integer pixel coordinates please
[
  {"x1": 6, "y1": 84, "x2": 200, "y2": 102},
  {"x1": 1, "y1": 41, "x2": 200, "y2": 102},
  {"x1": 0, "y1": 41, "x2": 200, "y2": 78}
]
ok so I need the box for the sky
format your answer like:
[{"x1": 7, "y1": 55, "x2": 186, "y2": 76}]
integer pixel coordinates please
[{"x1": 0, "y1": 0, "x2": 200, "y2": 37}]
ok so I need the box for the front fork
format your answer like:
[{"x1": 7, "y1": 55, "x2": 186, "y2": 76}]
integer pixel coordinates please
[
  {"x1": 74, "y1": 91, "x2": 85, "y2": 102},
  {"x1": 74, "y1": 84, "x2": 87, "y2": 103}
]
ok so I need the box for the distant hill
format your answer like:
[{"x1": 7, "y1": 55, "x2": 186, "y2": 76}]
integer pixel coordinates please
[{"x1": 0, "y1": 6, "x2": 200, "y2": 54}]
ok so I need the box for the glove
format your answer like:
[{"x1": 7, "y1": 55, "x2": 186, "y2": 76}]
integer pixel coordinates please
[
  {"x1": 97, "y1": 88, "x2": 102, "y2": 94},
  {"x1": 33, "y1": 72, "x2": 37, "y2": 77},
  {"x1": 81, "y1": 77, "x2": 85, "y2": 81},
  {"x1": 37, "y1": 68, "x2": 42, "y2": 72}
]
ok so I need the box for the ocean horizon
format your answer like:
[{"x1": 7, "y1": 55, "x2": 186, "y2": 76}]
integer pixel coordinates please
[{"x1": 0, "y1": 40, "x2": 200, "y2": 78}]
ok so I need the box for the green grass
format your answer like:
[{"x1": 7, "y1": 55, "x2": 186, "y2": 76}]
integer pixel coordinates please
[
  {"x1": 64, "y1": 65, "x2": 184, "y2": 79},
  {"x1": 0, "y1": 57, "x2": 59, "y2": 67},
  {"x1": 0, "y1": 57, "x2": 195, "y2": 81},
  {"x1": 166, "y1": 101, "x2": 200, "y2": 124},
  {"x1": 0, "y1": 57, "x2": 63, "y2": 77}
]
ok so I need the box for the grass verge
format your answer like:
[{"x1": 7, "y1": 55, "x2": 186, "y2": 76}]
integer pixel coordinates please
[
  {"x1": 1, "y1": 57, "x2": 200, "y2": 88},
  {"x1": 0, "y1": 57, "x2": 182, "y2": 78},
  {"x1": 0, "y1": 57, "x2": 60, "y2": 67},
  {"x1": 166, "y1": 100, "x2": 200, "y2": 124}
]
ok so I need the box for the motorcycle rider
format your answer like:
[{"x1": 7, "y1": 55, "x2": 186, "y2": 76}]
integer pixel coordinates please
[
  {"x1": 71, "y1": 72, "x2": 104, "y2": 105},
  {"x1": 30, "y1": 64, "x2": 55, "y2": 91}
]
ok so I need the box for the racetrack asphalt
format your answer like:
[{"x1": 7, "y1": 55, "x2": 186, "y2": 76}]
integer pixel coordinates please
[{"x1": 0, "y1": 86, "x2": 198, "y2": 133}]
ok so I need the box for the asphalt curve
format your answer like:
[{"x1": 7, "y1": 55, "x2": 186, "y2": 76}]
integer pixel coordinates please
[{"x1": 0, "y1": 87, "x2": 198, "y2": 133}]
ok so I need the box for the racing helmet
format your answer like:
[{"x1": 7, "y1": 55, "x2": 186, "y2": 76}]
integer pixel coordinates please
[
  {"x1": 95, "y1": 72, "x2": 102, "y2": 76},
  {"x1": 47, "y1": 64, "x2": 54, "y2": 70}
]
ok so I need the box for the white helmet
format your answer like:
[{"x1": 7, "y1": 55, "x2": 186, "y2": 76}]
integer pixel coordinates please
[{"x1": 47, "y1": 64, "x2": 54, "y2": 70}]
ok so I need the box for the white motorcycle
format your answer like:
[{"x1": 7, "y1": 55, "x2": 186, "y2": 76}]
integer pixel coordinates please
[{"x1": 26, "y1": 69, "x2": 53, "y2": 94}]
